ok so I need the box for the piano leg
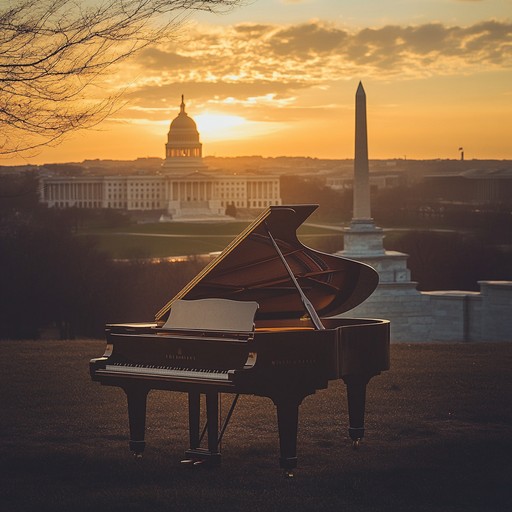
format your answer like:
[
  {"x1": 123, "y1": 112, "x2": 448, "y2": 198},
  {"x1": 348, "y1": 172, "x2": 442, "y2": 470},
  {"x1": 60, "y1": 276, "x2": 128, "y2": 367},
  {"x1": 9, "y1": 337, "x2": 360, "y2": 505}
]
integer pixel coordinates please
[
  {"x1": 124, "y1": 386, "x2": 149, "y2": 457},
  {"x1": 206, "y1": 392, "x2": 220, "y2": 457},
  {"x1": 342, "y1": 375, "x2": 371, "y2": 448},
  {"x1": 188, "y1": 391, "x2": 201, "y2": 451},
  {"x1": 184, "y1": 392, "x2": 221, "y2": 466},
  {"x1": 274, "y1": 398, "x2": 301, "y2": 476}
]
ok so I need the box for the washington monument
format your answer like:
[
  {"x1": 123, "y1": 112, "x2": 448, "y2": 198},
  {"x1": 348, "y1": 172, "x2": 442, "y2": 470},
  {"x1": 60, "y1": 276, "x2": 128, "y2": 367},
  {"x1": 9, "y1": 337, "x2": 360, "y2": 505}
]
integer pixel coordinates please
[{"x1": 353, "y1": 81, "x2": 372, "y2": 221}]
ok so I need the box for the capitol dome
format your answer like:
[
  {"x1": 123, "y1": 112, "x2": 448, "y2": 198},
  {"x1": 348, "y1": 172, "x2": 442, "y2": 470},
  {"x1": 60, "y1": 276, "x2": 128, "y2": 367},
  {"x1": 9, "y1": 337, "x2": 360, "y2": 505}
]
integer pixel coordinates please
[
  {"x1": 168, "y1": 96, "x2": 199, "y2": 142},
  {"x1": 163, "y1": 95, "x2": 205, "y2": 172}
]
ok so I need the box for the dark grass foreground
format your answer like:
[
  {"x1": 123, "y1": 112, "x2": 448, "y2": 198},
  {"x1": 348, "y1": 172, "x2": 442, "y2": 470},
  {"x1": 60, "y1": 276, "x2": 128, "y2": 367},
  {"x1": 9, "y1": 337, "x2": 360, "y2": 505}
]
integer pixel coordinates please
[{"x1": 1, "y1": 340, "x2": 511, "y2": 512}]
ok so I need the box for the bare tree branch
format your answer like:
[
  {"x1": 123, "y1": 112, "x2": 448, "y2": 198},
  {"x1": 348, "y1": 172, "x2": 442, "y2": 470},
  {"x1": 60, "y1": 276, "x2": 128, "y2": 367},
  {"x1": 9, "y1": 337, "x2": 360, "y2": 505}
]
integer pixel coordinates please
[{"x1": 0, "y1": 0, "x2": 243, "y2": 156}]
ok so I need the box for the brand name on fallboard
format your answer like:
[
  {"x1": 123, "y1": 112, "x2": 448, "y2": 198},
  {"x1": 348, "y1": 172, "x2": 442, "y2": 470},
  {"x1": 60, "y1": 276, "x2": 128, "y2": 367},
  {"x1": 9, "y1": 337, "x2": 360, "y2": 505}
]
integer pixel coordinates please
[
  {"x1": 165, "y1": 351, "x2": 196, "y2": 361},
  {"x1": 271, "y1": 358, "x2": 317, "y2": 367}
]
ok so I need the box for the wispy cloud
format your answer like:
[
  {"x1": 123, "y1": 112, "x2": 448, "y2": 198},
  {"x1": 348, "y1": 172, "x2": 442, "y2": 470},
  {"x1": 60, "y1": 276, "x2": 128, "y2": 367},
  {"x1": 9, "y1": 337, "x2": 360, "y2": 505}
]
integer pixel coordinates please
[{"x1": 117, "y1": 19, "x2": 511, "y2": 121}]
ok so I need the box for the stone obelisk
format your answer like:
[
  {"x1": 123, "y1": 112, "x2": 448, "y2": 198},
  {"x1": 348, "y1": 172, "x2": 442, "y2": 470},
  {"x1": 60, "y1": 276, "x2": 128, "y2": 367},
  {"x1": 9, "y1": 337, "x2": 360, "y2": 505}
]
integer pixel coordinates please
[
  {"x1": 353, "y1": 82, "x2": 372, "y2": 221},
  {"x1": 342, "y1": 82, "x2": 385, "y2": 257}
]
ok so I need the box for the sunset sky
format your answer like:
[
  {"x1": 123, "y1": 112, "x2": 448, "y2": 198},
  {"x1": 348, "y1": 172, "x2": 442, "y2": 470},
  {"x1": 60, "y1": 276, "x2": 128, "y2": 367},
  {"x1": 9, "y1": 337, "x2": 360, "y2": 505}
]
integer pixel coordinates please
[{"x1": 8, "y1": 0, "x2": 512, "y2": 165}]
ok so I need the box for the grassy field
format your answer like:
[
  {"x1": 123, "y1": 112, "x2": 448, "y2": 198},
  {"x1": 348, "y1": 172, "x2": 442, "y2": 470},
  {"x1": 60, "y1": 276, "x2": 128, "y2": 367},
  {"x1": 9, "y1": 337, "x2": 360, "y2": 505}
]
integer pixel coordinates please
[
  {"x1": 81, "y1": 222, "x2": 343, "y2": 258},
  {"x1": 1, "y1": 340, "x2": 511, "y2": 512}
]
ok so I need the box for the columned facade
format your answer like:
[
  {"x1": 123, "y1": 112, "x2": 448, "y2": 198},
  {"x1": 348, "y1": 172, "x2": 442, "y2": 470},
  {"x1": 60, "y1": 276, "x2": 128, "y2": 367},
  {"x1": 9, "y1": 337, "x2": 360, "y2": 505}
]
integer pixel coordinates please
[{"x1": 41, "y1": 173, "x2": 281, "y2": 214}]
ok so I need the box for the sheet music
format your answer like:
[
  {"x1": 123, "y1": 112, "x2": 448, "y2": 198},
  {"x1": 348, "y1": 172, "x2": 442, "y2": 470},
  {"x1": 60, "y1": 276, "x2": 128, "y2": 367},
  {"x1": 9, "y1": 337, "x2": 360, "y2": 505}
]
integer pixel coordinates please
[{"x1": 162, "y1": 298, "x2": 259, "y2": 333}]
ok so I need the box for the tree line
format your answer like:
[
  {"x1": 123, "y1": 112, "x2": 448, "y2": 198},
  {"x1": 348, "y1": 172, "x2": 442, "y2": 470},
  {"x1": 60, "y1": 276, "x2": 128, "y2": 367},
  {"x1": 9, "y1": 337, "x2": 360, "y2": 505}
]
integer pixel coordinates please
[{"x1": 0, "y1": 173, "x2": 204, "y2": 339}]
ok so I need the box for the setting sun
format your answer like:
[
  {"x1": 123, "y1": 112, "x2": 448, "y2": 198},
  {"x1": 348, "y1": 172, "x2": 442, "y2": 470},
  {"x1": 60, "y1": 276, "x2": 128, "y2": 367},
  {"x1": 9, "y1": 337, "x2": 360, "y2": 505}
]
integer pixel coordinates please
[
  {"x1": 194, "y1": 113, "x2": 247, "y2": 140},
  {"x1": 194, "y1": 112, "x2": 282, "y2": 147}
]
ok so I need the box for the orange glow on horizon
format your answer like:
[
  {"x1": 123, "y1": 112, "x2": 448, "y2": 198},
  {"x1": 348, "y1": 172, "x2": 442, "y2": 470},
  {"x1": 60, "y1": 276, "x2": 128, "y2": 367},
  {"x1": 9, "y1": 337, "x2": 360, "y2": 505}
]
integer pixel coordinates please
[{"x1": 2, "y1": 13, "x2": 512, "y2": 166}]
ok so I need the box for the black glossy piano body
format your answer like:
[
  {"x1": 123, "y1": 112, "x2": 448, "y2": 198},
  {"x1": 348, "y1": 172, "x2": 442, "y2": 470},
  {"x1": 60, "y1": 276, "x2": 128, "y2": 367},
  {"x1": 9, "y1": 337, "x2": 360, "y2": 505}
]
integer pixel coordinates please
[{"x1": 90, "y1": 205, "x2": 390, "y2": 473}]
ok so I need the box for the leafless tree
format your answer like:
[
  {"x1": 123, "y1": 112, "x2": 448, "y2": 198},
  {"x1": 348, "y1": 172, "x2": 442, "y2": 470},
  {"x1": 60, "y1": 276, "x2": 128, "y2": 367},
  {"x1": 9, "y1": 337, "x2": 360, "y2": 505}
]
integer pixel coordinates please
[{"x1": 0, "y1": 0, "x2": 242, "y2": 156}]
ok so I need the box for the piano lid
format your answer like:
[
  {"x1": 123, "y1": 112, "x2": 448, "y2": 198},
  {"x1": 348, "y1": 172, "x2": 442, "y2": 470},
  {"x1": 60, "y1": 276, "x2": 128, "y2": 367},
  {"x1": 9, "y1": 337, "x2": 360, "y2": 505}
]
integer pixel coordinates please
[{"x1": 155, "y1": 205, "x2": 378, "y2": 323}]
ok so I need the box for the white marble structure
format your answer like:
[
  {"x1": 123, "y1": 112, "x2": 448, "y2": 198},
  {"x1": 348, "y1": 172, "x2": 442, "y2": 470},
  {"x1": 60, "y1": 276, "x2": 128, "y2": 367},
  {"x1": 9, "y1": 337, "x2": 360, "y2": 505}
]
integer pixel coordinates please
[{"x1": 335, "y1": 83, "x2": 511, "y2": 342}]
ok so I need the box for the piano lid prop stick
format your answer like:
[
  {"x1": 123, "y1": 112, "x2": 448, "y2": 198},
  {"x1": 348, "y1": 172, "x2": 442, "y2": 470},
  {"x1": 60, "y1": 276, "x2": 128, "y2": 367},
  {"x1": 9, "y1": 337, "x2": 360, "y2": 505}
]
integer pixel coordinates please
[
  {"x1": 264, "y1": 222, "x2": 325, "y2": 331},
  {"x1": 218, "y1": 394, "x2": 240, "y2": 445}
]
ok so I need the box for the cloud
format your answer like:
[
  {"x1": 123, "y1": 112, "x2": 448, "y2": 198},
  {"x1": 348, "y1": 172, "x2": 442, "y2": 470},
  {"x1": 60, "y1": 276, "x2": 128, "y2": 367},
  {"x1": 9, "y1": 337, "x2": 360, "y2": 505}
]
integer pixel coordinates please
[
  {"x1": 136, "y1": 48, "x2": 195, "y2": 70},
  {"x1": 118, "y1": 19, "x2": 511, "y2": 121},
  {"x1": 268, "y1": 23, "x2": 348, "y2": 56},
  {"x1": 133, "y1": 19, "x2": 511, "y2": 76}
]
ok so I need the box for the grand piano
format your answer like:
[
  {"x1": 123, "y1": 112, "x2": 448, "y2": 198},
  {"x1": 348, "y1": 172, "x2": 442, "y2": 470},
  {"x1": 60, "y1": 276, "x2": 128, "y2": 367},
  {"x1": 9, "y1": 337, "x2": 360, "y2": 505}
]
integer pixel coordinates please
[{"x1": 90, "y1": 204, "x2": 390, "y2": 475}]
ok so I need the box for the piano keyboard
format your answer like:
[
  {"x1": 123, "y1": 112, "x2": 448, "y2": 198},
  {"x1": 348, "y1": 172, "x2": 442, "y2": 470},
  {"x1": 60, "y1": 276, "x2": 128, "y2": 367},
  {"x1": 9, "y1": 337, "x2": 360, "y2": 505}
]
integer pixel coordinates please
[{"x1": 104, "y1": 363, "x2": 231, "y2": 381}]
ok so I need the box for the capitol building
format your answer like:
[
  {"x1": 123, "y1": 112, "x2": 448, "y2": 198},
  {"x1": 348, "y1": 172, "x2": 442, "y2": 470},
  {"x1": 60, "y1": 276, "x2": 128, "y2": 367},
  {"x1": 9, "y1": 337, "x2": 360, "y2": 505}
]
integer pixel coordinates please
[{"x1": 40, "y1": 97, "x2": 281, "y2": 219}]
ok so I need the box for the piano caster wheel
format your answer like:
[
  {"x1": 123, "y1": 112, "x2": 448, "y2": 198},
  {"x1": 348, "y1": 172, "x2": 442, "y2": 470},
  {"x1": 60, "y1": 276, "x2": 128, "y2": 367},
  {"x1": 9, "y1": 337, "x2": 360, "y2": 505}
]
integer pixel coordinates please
[
  {"x1": 352, "y1": 439, "x2": 361, "y2": 450},
  {"x1": 181, "y1": 458, "x2": 207, "y2": 467},
  {"x1": 133, "y1": 452, "x2": 143, "y2": 459},
  {"x1": 284, "y1": 470, "x2": 294, "y2": 478}
]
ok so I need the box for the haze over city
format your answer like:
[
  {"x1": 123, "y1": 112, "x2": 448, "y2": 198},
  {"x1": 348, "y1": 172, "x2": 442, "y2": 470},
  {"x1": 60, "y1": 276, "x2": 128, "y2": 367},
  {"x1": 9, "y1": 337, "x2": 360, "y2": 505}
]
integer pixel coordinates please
[{"x1": 6, "y1": 0, "x2": 512, "y2": 165}]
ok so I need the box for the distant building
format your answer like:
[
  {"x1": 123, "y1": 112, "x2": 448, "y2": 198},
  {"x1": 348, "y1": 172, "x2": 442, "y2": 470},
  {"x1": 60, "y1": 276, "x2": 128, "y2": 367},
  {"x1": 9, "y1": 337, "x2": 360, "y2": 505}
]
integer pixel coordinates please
[
  {"x1": 40, "y1": 96, "x2": 281, "y2": 219},
  {"x1": 325, "y1": 172, "x2": 404, "y2": 191},
  {"x1": 423, "y1": 168, "x2": 512, "y2": 206}
]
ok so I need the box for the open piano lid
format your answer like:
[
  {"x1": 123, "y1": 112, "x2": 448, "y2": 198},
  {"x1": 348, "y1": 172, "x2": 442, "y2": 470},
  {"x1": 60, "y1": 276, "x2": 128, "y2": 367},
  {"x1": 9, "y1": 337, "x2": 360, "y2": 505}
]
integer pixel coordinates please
[{"x1": 155, "y1": 205, "x2": 378, "y2": 324}]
